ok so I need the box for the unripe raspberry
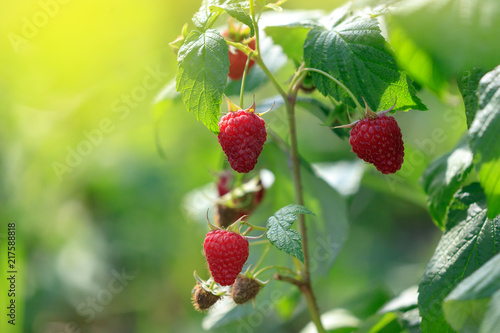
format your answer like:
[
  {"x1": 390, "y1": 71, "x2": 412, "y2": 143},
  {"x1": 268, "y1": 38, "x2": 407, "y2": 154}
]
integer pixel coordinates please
[
  {"x1": 214, "y1": 172, "x2": 266, "y2": 228},
  {"x1": 231, "y1": 274, "x2": 262, "y2": 304},
  {"x1": 203, "y1": 230, "x2": 249, "y2": 286},
  {"x1": 218, "y1": 111, "x2": 267, "y2": 173},
  {"x1": 349, "y1": 114, "x2": 404, "y2": 174},
  {"x1": 191, "y1": 283, "x2": 220, "y2": 312}
]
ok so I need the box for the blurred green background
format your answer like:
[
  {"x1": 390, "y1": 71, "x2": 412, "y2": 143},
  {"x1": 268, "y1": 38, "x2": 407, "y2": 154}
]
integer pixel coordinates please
[{"x1": 0, "y1": 0, "x2": 467, "y2": 332}]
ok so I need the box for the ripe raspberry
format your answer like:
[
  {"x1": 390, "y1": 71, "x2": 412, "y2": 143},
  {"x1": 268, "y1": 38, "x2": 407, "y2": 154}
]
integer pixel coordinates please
[
  {"x1": 191, "y1": 283, "x2": 221, "y2": 312},
  {"x1": 218, "y1": 111, "x2": 267, "y2": 173},
  {"x1": 349, "y1": 115, "x2": 404, "y2": 174},
  {"x1": 204, "y1": 230, "x2": 249, "y2": 286},
  {"x1": 231, "y1": 274, "x2": 262, "y2": 304}
]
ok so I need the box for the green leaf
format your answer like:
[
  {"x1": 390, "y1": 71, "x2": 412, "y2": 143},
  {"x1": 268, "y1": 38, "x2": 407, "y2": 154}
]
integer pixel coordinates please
[
  {"x1": 266, "y1": 204, "x2": 316, "y2": 262},
  {"x1": 421, "y1": 137, "x2": 474, "y2": 229},
  {"x1": 443, "y1": 253, "x2": 500, "y2": 333},
  {"x1": 176, "y1": 29, "x2": 229, "y2": 134},
  {"x1": 210, "y1": 1, "x2": 254, "y2": 36},
  {"x1": 418, "y1": 183, "x2": 500, "y2": 333},
  {"x1": 469, "y1": 65, "x2": 500, "y2": 219},
  {"x1": 480, "y1": 289, "x2": 500, "y2": 333},
  {"x1": 265, "y1": 24, "x2": 315, "y2": 64},
  {"x1": 193, "y1": 0, "x2": 223, "y2": 30},
  {"x1": 388, "y1": 0, "x2": 500, "y2": 81},
  {"x1": 303, "y1": 16, "x2": 426, "y2": 112},
  {"x1": 458, "y1": 68, "x2": 489, "y2": 128}
]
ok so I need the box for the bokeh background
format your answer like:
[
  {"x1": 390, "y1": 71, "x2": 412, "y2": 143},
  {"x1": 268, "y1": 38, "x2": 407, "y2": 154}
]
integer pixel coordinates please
[{"x1": 0, "y1": 0, "x2": 468, "y2": 332}]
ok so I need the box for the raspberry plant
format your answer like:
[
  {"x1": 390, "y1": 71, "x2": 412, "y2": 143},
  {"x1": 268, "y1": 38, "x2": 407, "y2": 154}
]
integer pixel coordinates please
[{"x1": 157, "y1": 0, "x2": 500, "y2": 331}]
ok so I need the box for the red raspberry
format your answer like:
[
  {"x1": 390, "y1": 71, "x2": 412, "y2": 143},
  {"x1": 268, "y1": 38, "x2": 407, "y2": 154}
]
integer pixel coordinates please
[
  {"x1": 216, "y1": 171, "x2": 232, "y2": 197},
  {"x1": 218, "y1": 111, "x2": 267, "y2": 173},
  {"x1": 203, "y1": 230, "x2": 249, "y2": 286},
  {"x1": 349, "y1": 115, "x2": 404, "y2": 174}
]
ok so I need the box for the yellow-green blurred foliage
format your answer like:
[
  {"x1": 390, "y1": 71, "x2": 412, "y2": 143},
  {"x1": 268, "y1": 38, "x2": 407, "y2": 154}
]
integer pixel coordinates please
[{"x1": 0, "y1": 0, "x2": 460, "y2": 332}]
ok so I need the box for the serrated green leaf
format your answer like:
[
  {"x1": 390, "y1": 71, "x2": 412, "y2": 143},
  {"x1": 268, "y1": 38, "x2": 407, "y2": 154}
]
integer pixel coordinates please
[
  {"x1": 458, "y1": 68, "x2": 489, "y2": 128},
  {"x1": 418, "y1": 183, "x2": 500, "y2": 333},
  {"x1": 443, "y1": 253, "x2": 500, "y2": 333},
  {"x1": 210, "y1": 1, "x2": 254, "y2": 36},
  {"x1": 388, "y1": 0, "x2": 500, "y2": 82},
  {"x1": 193, "y1": 0, "x2": 223, "y2": 30},
  {"x1": 480, "y1": 289, "x2": 500, "y2": 333},
  {"x1": 266, "y1": 204, "x2": 316, "y2": 262},
  {"x1": 303, "y1": 16, "x2": 426, "y2": 112},
  {"x1": 421, "y1": 137, "x2": 474, "y2": 230},
  {"x1": 469, "y1": 65, "x2": 500, "y2": 219},
  {"x1": 176, "y1": 29, "x2": 229, "y2": 134},
  {"x1": 265, "y1": 24, "x2": 315, "y2": 64}
]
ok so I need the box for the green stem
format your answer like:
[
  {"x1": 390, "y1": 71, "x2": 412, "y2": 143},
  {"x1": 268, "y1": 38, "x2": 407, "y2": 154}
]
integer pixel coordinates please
[
  {"x1": 254, "y1": 265, "x2": 297, "y2": 278},
  {"x1": 286, "y1": 91, "x2": 309, "y2": 283},
  {"x1": 242, "y1": 221, "x2": 267, "y2": 231},
  {"x1": 206, "y1": 11, "x2": 221, "y2": 30},
  {"x1": 239, "y1": 51, "x2": 253, "y2": 107},
  {"x1": 247, "y1": 3, "x2": 325, "y2": 329},
  {"x1": 284, "y1": 72, "x2": 326, "y2": 333},
  {"x1": 251, "y1": 243, "x2": 270, "y2": 274},
  {"x1": 249, "y1": 239, "x2": 271, "y2": 246},
  {"x1": 301, "y1": 67, "x2": 364, "y2": 113},
  {"x1": 287, "y1": 63, "x2": 306, "y2": 95},
  {"x1": 302, "y1": 286, "x2": 326, "y2": 333},
  {"x1": 249, "y1": 0, "x2": 260, "y2": 58},
  {"x1": 253, "y1": 57, "x2": 288, "y2": 103}
]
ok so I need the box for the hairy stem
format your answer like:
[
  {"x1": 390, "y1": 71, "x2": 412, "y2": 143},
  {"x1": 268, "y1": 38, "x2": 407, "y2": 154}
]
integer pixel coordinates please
[
  {"x1": 284, "y1": 72, "x2": 326, "y2": 333},
  {"x1": 248, "y1": 1, "x2": 325, "y2": 330},
  {"x1": 302, "y1": 284, "x2": 325, "y2": 332}
]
